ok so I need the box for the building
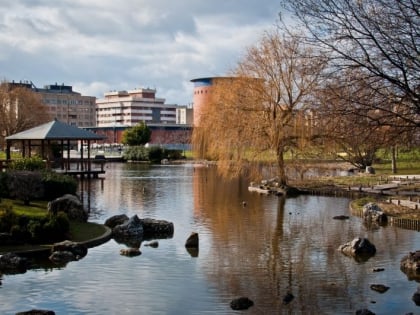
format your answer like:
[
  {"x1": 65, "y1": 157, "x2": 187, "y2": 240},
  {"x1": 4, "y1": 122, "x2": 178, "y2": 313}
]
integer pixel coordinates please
[
  {"x1": 5, "y1": 81, "x2": 96, "y2": 127},
  {"x1": 88, "y1": 87, "x2": 193, "y2": 148},
  {"x1": 190, "y1": 77, "x2": 236, "y2": 126},
  {"x1": 96, "y1": 88, "x2": 192, "y2": 127}
]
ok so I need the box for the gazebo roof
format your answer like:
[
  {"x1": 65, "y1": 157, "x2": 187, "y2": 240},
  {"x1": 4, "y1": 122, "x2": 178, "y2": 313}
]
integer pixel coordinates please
[{"x1": 6, "y1": 119, "x2": 104, "y2": 141}]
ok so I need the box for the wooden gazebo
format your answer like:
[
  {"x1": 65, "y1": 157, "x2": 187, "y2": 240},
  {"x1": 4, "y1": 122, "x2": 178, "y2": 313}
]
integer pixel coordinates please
[{"x1": 5, "y1": 119, "x2": 105, "y2": 177}]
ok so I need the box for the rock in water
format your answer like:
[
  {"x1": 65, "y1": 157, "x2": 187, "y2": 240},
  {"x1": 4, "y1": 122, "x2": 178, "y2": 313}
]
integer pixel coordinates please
[
  {"x1": 185, "y1": 232, "x2": 199, "y2": 248},
  {"x1": 230, "y1": 297, "x2": 254, "y2": 310}
]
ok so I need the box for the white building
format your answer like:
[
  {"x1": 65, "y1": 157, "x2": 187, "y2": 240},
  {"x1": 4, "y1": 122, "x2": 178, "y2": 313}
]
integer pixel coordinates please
[{"x1": 96, "y1": 88, "x2": 191, "y2": 127}]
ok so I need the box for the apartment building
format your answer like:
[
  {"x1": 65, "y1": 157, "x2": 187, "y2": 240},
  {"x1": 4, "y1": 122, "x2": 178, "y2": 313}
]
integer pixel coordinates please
[
  {"x1": 37, "y1": 83, "x2": 96, "y2": 127},
  {"x1": 5, "y1": 81, "x2": 96, "y2": 127},
  {"x1": 96, "y1": 88, "x2": 191, "y2": 127}
]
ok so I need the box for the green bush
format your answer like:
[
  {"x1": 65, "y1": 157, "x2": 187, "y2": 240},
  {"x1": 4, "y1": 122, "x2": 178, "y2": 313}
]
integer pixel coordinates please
[
  {"x1": 0, "y1": 172, "x2": 9, "y2": 199},
  {"x1": 9, "y1": 156, "x2": 46, "y2": 171},
  {"x1": 123, "y1": 145, "x2": 149, "y2": 161},
  {"x1": 0, "y1": 202, "x2": 18, "y2": 232},
  {"x1": 27, "y1": 219, "x2": 44, "y2": 243},
  {"x1": 42, "y1": 171, "x2": 78, "y2": 200},
  {"x1": 7, "y1": 171, "x2": 44, "y2": 205},
  {"x1": 166, "y1": 149, "x2": 184, "y2": 160},
  {"x1": 148, "y1": 146, "x2": 165, "y2": 163}
]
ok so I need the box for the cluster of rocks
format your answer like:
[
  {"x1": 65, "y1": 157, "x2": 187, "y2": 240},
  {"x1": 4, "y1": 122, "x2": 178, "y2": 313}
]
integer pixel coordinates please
[
  {"x1": 0, "y1": 240, "x2": 87, "y2": 274},
  {"x1": 104, "y1": 214, "x2": 176, "y2": 256},
  {"x1": 249, "y1": 178, "x2": 302, "y2": 196},
  {"x1": 338, "y1": 237, "x2": 376, "y2": 261},
  {"x1": 362, "y1": 202, "x2": 387, "y2": 225},
  {"x1": 49, "y1": 240, "x2": 88, "y2": 264},
  {"x1": 105, "y1": 214, "x2": 174, "y2": 241}
]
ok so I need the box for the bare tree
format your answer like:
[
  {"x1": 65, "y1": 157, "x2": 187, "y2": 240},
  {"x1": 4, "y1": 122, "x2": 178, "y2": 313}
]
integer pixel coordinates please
[
  {"x1": 280, "y1": 0, "x2": 420, "y2": 129},
  {"x1": 316, "y1": 68, "x2": 417, "y2": 170},
  {"x1": 0, "y1": 83, "x2": 49, "y2": 148},
  {"x1": 193, "y1": 30, "x2": 326, "y2": 185}
]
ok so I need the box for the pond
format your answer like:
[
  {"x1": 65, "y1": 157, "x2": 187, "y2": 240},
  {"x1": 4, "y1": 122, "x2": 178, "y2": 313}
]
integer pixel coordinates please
[{"x1": 1, "y1": 163, "x2": 420, "y2": 314}]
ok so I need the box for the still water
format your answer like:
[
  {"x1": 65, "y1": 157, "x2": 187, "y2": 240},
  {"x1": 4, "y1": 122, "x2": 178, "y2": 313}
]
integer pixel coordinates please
[{"x1": 1, "y1": 163, "x2": 420, "y2": 314}]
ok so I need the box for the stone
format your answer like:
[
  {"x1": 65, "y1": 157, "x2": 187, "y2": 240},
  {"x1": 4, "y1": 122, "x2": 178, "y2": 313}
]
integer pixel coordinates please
[
  {"x1": 412, "y1": 287, "x2": 420, "y2": 306},
  {"x1": 47, "y1": 194, "x2": 88, "y2": 222},
  {"x1": 51, "y1": 240, "x2": 88, "y2": 259},
  {"x1": 356, "y1": 309, "x2": 376, "y2": 315},
  {"x1": 401, "y1": 251, "x2": 420, "y2": 280},
  {"x1": 333, "y1": 215, "x2": 349, "y2": 220},
  {"x1": 338, "y1": 238, "x2": 376, "y2": 261},
  {"x1": 370, "y1": 284, "x2": 389, "y2": 293},
  {"x1": 112, "y1": 215, "x2": 144, "y2": 239},
  {"x1": 230, "y1": 297, "x2": 254, "y2": 310},
  {"x1": 120, "y1": 248, "x2": 141, "y2": 257},
  {"x1": 15, "y1": 310, "x2": 56, "y2": 315},
  {"x1": 185, "y1": 232, "x2": 199, "y2": 248},
  {"x1": 141, "y1": 218, "x2": 174, "y2": 239},
  {"x1": 104, "y1": 214, "x2": 129, "y2": 229},
  {"x1": 365, "y1": 166, "x2": 375, "y2": 174},
  {"x1": 144, "y1": 241, "x2": 159, "y2": 248},
  {"x1": 0, "y1": 253, "x2": 28, "y2": 273},
  {"x1": 362, "y1": 203, "x2": 387, "y2": 224},
  {"x1": 283, "y1": 292, "x2": 294, "y2": 305},
  {"x1": 49, "y1": 251, "x2": 76, "y2": 264}
]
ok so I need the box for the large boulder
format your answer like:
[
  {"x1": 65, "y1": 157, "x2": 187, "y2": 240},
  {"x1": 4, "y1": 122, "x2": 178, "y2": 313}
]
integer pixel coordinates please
[
  {"x1": 51, "y1": 240, "x2": 88, "y2": 258},
  {"x1": 104, "y1": 214, "x2": 129, "y2": 229},
  {"x1": 338, "y1": 237, "x2": 376, "y2": 261},
  {"x1": 412, "y1": 287, "x2": 420, "y2": 306},
  {"x1": 362, "y1": 202, "x2": 387, "y2": 224},
  {"x1": 401, "y1": 251, "x2": 420, "y2": 281},
  {"x1": 49, "y1": 251, "x2": 77, "y2": 264},
  {"x1": 47, "y1": 194, "x2": 88, "y2": 222},
  {"x1": 113, "y1": 215, "x2": 144, "y2": 239},
  {"x1": 230, "y1": 297, "x2": 254, "y2": 310},
  {"x1": 141, "y1": 218, "x2": 174, "y2": 239},
  {"x1": 49, "y1": 240, "x2": 88, "y2": 264},
  {"x1": 0, "y1": 253, "x2": 28, "y2": 274},
  {"x1": 185, "y1": 232, "x2": 199, "y2": 248}
]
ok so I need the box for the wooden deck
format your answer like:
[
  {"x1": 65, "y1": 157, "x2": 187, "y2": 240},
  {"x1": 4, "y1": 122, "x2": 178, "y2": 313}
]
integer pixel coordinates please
[
  {"x1": 1, "y1": 158, "x2": 106, "y2": 178},
  {"x1": 56, "y1": 158, "x2": 106, "y2": 178}
]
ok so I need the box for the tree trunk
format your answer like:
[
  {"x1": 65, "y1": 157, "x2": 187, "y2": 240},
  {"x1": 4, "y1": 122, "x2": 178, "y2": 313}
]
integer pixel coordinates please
[
  {"x1": 277, "y1": 146, "x2": 287, "y2": 186},
  {"x1": 391, "y1": 146, "x2": 397, "y2": 174}
]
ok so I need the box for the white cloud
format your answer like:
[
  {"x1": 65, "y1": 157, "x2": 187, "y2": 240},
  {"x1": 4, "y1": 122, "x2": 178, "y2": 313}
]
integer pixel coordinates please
[{"x1": 0, "y1": 0, "x2": 281, "y2": 104}]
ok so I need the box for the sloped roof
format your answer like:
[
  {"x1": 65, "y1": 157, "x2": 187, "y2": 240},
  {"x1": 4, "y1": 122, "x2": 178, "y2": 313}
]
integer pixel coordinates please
[{"x1": 6, "y1": 119, "x2": 104, "y2": 140}]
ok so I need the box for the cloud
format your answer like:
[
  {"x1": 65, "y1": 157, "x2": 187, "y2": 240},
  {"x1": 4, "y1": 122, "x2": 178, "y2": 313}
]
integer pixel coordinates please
[{"x1": 0, "y1": 0, "x2": 281, "y2": 104}]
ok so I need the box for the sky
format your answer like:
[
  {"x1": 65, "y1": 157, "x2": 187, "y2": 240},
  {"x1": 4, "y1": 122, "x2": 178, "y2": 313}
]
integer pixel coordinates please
[{"x1": 0, "y1": 0, "x2": 282, "y2": 105}]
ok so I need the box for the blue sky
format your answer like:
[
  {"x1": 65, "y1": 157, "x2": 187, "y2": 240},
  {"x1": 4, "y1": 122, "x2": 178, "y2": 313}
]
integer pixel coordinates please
[{"x1": 0, "y1": 0, "x2": 281, "y2": 105}]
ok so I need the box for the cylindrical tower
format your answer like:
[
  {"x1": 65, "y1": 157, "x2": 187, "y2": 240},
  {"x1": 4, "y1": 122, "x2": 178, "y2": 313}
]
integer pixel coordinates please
[{"x1": 190, "y1": 77, "x2": 214, "y2": 127}]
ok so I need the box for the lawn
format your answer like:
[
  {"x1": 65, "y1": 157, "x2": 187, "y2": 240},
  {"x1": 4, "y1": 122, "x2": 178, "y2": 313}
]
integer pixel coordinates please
[{"x1": 0, "y1": 198, "x2": 109, "y2": 254}]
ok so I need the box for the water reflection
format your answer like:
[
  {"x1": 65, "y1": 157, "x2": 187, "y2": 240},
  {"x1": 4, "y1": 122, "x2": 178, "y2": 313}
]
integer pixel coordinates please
[{"x1": 1, "y1": 163, "x2": 420, "y2": 314}]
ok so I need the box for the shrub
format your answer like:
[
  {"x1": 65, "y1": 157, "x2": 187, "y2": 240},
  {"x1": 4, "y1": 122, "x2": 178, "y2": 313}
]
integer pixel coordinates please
[
  {"x1": 148, "y1": 146, "x2": 165, "y2": 163},
  {"x1": 166, "y1": 149, "x2": 183, "y2": 160},
  {"x1": 0, "y1": 201, "x2": 18, "y2": 232},
  {"x1": 42, "y1": 171, "x2": 78, "y2": 200},
  {"x1": 9, "y1": 156, "x2": 46, "y2": 171},
  {"x1": 0, "y1": 172, "x2": 9, "y2": 199},
  {"x1": 123, "y1": 145, "x2": 149, "y2": 161},
  {"x1": 7, "y1": 171, "x2": 44, "y2": 205},
  {"x1": 27, "y1": 219, "x2": 44, "y2": 243}
]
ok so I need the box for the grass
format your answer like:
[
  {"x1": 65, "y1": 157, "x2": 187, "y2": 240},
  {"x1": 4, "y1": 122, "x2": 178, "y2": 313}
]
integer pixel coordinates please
[
  {"x1": 68, "y1": 221, "x2": 108, "y2": 242},
  {"x1": 2, "y1": 199, "x2": 49, "y2": 218},
  {"x1": 0, "y1": 198, "x2": 108, "y2": 254}
]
